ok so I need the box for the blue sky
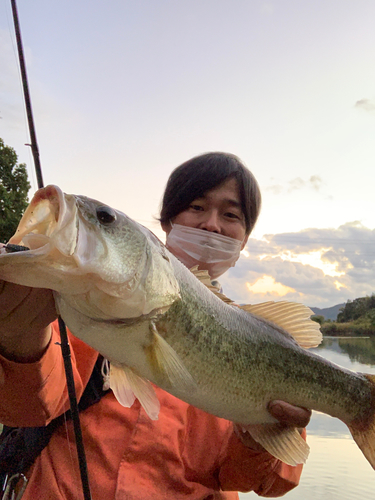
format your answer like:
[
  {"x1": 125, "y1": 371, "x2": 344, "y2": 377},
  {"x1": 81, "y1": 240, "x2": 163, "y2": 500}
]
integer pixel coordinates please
[{"x1": 1, "y1": 0, "x2": 375, "y2": 307}]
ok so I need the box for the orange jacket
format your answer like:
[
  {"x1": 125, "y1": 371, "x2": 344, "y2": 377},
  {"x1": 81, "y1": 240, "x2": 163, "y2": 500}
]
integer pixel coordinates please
[{"x1": 0, "y1": 321, "x2": 303, "y2": 499}]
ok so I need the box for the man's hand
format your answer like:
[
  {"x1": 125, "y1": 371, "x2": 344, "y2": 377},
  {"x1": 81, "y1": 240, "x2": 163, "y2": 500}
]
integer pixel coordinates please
[
  {"x1": 268, "y1": 400, "x2": 311, "y2": 428},
  {"x1": 235, "y1": 401, "x2": 311, "y2": 451},
  {"x1": 0, "y1": 279, "x2": 57, "y2": 362}
]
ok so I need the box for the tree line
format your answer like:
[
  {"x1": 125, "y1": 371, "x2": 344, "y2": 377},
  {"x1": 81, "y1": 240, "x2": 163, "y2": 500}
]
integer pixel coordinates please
[
  {"x1": 313, "y1": 294, "x2": 375, "y2": 336},
  {"x1": 0, "y1": 138, "x2": 30, "y2": 243},
  {"x1": 337, "y1": 295, "x2": 375, "y2": 324}
]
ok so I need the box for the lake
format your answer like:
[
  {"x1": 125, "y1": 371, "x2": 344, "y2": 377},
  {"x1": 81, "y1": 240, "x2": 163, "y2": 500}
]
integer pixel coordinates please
[{"x1": 239, "y1": 336, "x2": 375, "y2": 500}]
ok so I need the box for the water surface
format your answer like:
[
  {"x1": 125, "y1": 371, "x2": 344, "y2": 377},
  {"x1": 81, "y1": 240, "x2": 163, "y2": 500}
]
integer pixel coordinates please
[{"x1": 239, "y1": 336, "x2": 375, "y2": 499}]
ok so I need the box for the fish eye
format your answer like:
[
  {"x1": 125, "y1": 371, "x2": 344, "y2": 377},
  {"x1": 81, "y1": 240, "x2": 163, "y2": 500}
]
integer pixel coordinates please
[{"x1": 96, "y1": 206, "x2": 117, "y2": 225}]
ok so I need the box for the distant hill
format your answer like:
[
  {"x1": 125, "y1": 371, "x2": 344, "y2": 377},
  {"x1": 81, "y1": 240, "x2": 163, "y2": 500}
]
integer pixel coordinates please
[{"x1": 310, "y1": 303, "x2": 345, "y2": 321}]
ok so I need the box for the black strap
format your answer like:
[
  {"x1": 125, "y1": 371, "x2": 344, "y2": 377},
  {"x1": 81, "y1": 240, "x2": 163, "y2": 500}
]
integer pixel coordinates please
[{"x1": 0, "y1": 355, "x2": 109, "y2": 481}]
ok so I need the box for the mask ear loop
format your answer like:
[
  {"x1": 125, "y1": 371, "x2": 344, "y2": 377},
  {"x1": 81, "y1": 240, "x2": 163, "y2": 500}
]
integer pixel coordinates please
[{"x1": 165, "y1": 221, "x2": 174, "y2": 248}]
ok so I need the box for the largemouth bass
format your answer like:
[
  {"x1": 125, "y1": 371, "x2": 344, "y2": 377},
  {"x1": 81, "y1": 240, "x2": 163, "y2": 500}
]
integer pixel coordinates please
[{"x1": 1, "y1": 185, "x2": 375, "y2": 469}]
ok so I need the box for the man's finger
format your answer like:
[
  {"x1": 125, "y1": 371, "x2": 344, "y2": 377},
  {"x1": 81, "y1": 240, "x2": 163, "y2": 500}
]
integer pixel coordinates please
[{"x1": 268, "y1": 400, "x2": 311, "y2": 427}]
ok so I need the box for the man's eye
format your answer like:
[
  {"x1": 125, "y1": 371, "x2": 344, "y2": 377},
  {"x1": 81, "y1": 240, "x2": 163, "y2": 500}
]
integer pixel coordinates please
[
  {"x1": 190, "y1": 204, "x2": 204, "y2": 211},
  {"x1": 225, "y1": 212, "x2": 240, "y2": 219}
]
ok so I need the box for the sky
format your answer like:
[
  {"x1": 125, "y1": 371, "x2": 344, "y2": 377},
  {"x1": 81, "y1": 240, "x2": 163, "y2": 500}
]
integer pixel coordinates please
[{"x1": 1, "y1": 0, "x2": 375, "y2": 308}]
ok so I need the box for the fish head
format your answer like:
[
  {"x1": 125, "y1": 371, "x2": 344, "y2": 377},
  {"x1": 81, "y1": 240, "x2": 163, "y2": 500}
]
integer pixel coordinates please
[{"x1": 0, "y1": 185, "x2": 180, "y2": 319}]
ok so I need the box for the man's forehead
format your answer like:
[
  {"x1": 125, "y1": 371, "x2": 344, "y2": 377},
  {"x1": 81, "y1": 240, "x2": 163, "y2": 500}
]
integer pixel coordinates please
[{"x1": 199, "y1": 179, "x2": 242, "y2": 205}]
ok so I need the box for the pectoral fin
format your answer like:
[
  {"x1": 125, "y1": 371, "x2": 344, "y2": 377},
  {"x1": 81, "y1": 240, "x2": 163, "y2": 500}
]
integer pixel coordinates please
[
  {"x1": 110, "y1": 363, "x2": 160, "y2": 420},
  {"x1": 242, "y1": 423, "x2": 309, "y2": 466},
  {"x1": 147, "y1": 322, "x2": 196, "y2": 391}
]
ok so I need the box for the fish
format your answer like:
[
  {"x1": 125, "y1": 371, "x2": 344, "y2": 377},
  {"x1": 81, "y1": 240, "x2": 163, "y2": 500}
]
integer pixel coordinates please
[{"x1": 1, "y1": 184, "x2": 375, "y2": 469}]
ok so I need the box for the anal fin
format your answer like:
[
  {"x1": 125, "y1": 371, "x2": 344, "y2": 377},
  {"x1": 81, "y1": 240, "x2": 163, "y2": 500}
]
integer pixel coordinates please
[
  {"x1": 242, "y1": 423, "x2": 310, "y2": 466},
  {"x1": 110, "y1": 363, "x2": 160, "y2": 420}
]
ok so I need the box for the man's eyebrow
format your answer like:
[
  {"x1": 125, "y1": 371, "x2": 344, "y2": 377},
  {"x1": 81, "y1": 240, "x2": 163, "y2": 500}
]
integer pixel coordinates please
[
  {"x1": 225, "y1": 199, "x2": 242, "y2": 208},
  {"x1": 195, "y1": 195, "x2": 242, "y2": 208}
]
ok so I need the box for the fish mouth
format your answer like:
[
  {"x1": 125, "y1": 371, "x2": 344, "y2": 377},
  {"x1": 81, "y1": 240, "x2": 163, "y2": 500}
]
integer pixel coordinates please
[{"x1": 8, "y1": 185, "x2": 78, "y2": 256}]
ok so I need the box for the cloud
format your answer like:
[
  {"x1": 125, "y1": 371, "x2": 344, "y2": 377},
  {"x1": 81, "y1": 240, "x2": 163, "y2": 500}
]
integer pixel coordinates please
[
  {"x1": 265, "y1": 175, "x2": 324, "y2": 195},
  {"x1": 246, "y1": 275, "x2": 295, "y2": 296},
  {"x1": 287, "y1": 177, "x2": 305, "y2": 192},
  {"x1": 355, "y1": 98, "x2": 375, "y2": 113},
  {"x1": 265, "y1": 182, "x2": 283, "y2": 195},
  {"x1": 309, "y1": 175, "x2": 323, "y2": 191},
  {"x1": 221, "y1": 221, "x2": 375, "y2": 308}
]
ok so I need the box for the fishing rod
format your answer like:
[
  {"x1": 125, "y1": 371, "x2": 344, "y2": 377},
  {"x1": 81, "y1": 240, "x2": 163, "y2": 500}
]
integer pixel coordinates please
[
  {"x1": 9, "y1": 2, "x2": 92, "y2": 499},
  {"x1": 10, "y1": 0, "x2": 43, "y2": 190}
]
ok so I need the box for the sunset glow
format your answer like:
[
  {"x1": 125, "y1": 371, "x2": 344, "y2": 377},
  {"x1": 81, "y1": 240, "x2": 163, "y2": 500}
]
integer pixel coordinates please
[{"x1": 246, "y1": 276, "x2": 296, "y2": 297}]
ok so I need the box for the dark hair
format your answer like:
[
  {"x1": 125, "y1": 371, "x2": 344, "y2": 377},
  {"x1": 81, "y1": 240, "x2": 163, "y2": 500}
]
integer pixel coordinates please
[{"x1": 160, "y1": 152, "x2": 261, "y2": 236}]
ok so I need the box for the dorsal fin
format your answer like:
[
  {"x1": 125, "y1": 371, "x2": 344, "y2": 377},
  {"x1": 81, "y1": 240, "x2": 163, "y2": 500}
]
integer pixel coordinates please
[
  {"x1": 189, "y1": 266, "x2": 234, "y2": 304},
  {"x1": 189, "y1": 267, "x2": 321, "y2": 348},
  {"x1": 240, "y1": 301, "x2": 322, "y2": 348}
]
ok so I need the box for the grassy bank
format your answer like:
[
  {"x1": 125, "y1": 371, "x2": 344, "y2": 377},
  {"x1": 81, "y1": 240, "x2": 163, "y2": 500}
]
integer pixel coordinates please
[{"x1": 321, "y1": 321, "x2": 375, "y2": 336}]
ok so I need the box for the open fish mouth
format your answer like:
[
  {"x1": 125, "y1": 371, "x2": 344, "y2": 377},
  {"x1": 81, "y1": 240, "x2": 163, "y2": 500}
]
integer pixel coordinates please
[{"x1": 8, "y1": 185, "x2": 79, "y2": 256}]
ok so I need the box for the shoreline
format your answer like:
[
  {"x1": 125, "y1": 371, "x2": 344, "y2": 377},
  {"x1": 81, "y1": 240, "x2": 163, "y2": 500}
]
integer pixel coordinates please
[{"x1": 321, "y1": 324, "x2": 375, "y2": 337}]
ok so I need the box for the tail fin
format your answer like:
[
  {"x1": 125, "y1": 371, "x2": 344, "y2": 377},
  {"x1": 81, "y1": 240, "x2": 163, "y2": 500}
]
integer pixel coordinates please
[{"x1": 348, "y1": 374, "x2": 375, "y2": 470}]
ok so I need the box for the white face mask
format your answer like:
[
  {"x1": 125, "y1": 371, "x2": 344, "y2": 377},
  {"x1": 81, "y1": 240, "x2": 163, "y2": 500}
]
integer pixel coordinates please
[{"x1": 166, "y1": 223, "x2": 243, "y2": 279}]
